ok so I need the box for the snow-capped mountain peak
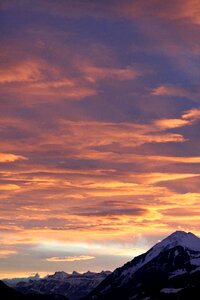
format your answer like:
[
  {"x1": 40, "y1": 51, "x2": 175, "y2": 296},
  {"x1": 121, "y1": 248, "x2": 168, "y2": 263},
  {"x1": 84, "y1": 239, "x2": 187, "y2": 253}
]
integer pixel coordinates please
[
  {"x1": 140, "y1": 231, "x2": 200, "y2": 270},
  {"x1": 46, "y1": 271, "x2": 69, "y2": 281},
  {"x1": 153, "y1": 230, "x2": 200, "y2": 253},
  {"x1": 85, "y1": 231, "x2": 200, "y2": 300},
  {"x1": 117, "y1": 231, "x2": 200, "y2": 284}
]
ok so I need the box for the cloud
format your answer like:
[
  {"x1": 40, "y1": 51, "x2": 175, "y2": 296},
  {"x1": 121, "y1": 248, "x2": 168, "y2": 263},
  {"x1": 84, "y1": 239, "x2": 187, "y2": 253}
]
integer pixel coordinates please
[
  {"x1": 23, "y1": 84, "x2": 96, "y2": 101},
  {"x1": 46, "y1": 255, "x2": 95, "y2": 262},
  {"x1": 80, "y1": 64, "x2": 138, "y2": 83},
  {"x1": 182, "y1": 108, "x2": 200, "y2": 121},
  {"x1": 72, "y1": 207, "x2": 147, "y2": 217},
  {"x1": 0, "y1": 249, "x2": 17, "y2": 258},
  {"x1": 0, "y1": 184, "x2": 21, "y2": 191},
  {"x1": 2, "y1": 0, "x2": 200, "y2": 25},
  {"x1": 145, "y1": 155, "x2": 200, "y2": 164},
  {"x1": 0, "y1": 53, "x2": 138, "y2": 102},
  {"x1": 59, "y1": 119, "x2": 185, "y2": 151},
  {"x1": 151, "y1": 86, "x2": 188, "y2": 97},
  {"x1": 151, "y1": 85, "x2": 200, "y2": 103},
  {"x1": 154, "y1": 108, "x2": 200, "y2": 130},
  {"x1": 0, "y1": 58, "x2": 96, "y2": 101},
  {"x1": 0, "y1": 153, "x2": 27, "y2": 163},
  {"x1": 0, "y1": 60, "x2": 44, "y2": 84},
  {"x1": 0, "y1": 0, "x2": 200, "y2": 277},
  {"x1": 132, "y1": 173, "x2": 199, "y2": 185},
  {"x1": 154, "y1": 118, "x2": 189, "y2": 129},
  {"x1": 120, "y1": 0, "x2": 200, "y2": 25}
]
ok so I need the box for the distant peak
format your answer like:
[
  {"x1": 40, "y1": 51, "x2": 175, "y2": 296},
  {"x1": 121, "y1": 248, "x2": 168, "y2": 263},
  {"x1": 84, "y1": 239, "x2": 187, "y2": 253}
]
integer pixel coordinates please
[
  {"x1": 154, "y1": 230, "x2": 200, "y2": 253},
  {"x1": 32, "y1": 273, "x2": 40, "y2": 279},
  {"x1": 48, "y1": 271, "x2": 69, "y2": 279},
  {"x1": 100, "y1": 270, "x2": 111, "y2": 274},
  {"x1": 168, "y1": 230, "x2": 190, "y2": 238},
  {"x1": 164, "y1": 230, "x2": 198, "y2": 242},
  {"x1": 170, "y1": 230, "x2": 187, "y2": 236},
  {"x1": 84, "y1": 271, "x2": 96, "y2": 275},
  {"x1": 72, "y1": 271, "x2": 80, "y2": 276}
]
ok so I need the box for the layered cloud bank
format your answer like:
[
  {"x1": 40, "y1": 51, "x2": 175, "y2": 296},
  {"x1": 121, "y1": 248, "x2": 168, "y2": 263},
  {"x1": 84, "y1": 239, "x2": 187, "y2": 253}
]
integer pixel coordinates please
[{"x1": 0, "y1": 0, "x2": 200, "y2": 278}]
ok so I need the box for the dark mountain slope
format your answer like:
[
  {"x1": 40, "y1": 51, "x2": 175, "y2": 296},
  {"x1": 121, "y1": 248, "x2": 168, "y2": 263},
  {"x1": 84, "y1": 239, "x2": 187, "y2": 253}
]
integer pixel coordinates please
[{"x1": 0, "y1": 280, "x2": 68, "y2": 300}]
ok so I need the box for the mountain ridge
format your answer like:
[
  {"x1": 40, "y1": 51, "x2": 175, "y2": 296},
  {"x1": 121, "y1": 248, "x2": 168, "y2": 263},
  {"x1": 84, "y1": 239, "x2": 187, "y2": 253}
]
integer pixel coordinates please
[{"x1": 7, "y1": 270, "x2": 111, "y2": 300}]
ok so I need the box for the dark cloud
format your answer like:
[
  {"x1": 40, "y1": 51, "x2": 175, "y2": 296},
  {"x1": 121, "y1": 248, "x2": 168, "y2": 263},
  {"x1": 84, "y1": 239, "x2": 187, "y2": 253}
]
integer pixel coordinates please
[{"x1": 71, "y1": 207, "x2": 147, "y2": 217}]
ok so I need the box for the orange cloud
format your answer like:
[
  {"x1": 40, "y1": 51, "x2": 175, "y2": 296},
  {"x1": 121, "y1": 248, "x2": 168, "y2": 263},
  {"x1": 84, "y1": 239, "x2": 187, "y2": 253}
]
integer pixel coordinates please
[
  {"x1": 182, "y1": 108, "x2": 200, "y2": 121},
  {"x1": 0, "y1": 249, "x2": 17, "y2": 258},
  {"x1": 146, "y1": 155, "x2": 200, "y2": 163},
  {"x1": 132, "y1": 173, "x2": 199, "y2": 185},
  {"x1": 176, "y1": 0, "x2": 200, "y2": 25},
  {"x1": 0, "y1": 60, "x2": 43, "y2": 84},
  {"x1": 0, "y1": 184, "x2": 21, "y2": 191},
  {"x1": 0, "y1": 0, "x2": 200, "y2": 278},
  {"x1": 0, "y1": 153, "x2": 27, "y2": 162},
  {"x1": 154, "y1": 118, "x2": 189, "y2": 129},
  {"x1": 59, "y1": 119, "x2": 185, "y2": 151},
  {"x1": 154, "y1": 108, "x2": 200, "y2": 131},
  {"x1": 0, "y1": 53, "x2": 138, "y2": 102}
]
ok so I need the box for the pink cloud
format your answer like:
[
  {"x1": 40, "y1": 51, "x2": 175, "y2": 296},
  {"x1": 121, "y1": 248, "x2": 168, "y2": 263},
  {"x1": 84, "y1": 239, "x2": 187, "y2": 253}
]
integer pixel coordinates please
[
  {"x1": 151, "y1": 86, "x2": 187, "y2": 97},
  {"x1": 120, "y1": 0, "x2": 200, "y2": 25},
  {"x1": 0, "y1": 60, "x2": 43, "y2": 84}
]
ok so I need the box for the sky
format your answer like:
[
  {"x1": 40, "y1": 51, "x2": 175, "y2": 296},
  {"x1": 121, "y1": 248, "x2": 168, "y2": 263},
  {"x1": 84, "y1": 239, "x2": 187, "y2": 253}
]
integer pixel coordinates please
[{"x1": 0, "y1": 0, "x2": 200, "y2": 278}]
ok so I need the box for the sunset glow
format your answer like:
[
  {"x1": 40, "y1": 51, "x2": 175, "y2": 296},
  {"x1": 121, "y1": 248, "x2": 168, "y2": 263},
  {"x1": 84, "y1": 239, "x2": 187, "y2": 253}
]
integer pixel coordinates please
[{"x1": 0, "y1": 0, "x2": 200, "y2": 278}]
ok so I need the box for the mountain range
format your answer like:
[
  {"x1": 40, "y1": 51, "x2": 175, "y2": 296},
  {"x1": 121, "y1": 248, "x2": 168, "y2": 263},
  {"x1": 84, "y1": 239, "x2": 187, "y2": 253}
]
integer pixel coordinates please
[
  {"x1": 2, "y1": 231, "x2": 200, "y2": 300},
  {"x1": 4, "y1": 270, "x2": 111, "y2": 300}
]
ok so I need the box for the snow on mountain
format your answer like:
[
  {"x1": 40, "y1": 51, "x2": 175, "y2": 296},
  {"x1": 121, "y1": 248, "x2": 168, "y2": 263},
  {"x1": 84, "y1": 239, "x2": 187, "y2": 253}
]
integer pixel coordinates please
[
  {"x1": 160, "y1": 287, "x2": 183, "y2": 294},
  {"x1": 152, "y1": 231, "x2": 200, "y2": 252}
]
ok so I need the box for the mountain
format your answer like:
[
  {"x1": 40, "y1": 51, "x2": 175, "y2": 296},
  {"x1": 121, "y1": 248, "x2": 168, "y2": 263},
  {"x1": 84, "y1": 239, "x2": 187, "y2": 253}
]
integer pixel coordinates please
[
  {"x1": 0, "y1": 280, "x2": 68, "y2": 300},
  {"x1": 84, "y1": 231, "x2": 200, "y2": 300},
  {"x1": 0, "y1": 280, "x2": 27, "y2": 300},
  {"x1": 11, "y1": 271, "x2": 111, "y2": 300},
  {"x1": 4, "y1": 273, "x2": 40, "y2": 286}
]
